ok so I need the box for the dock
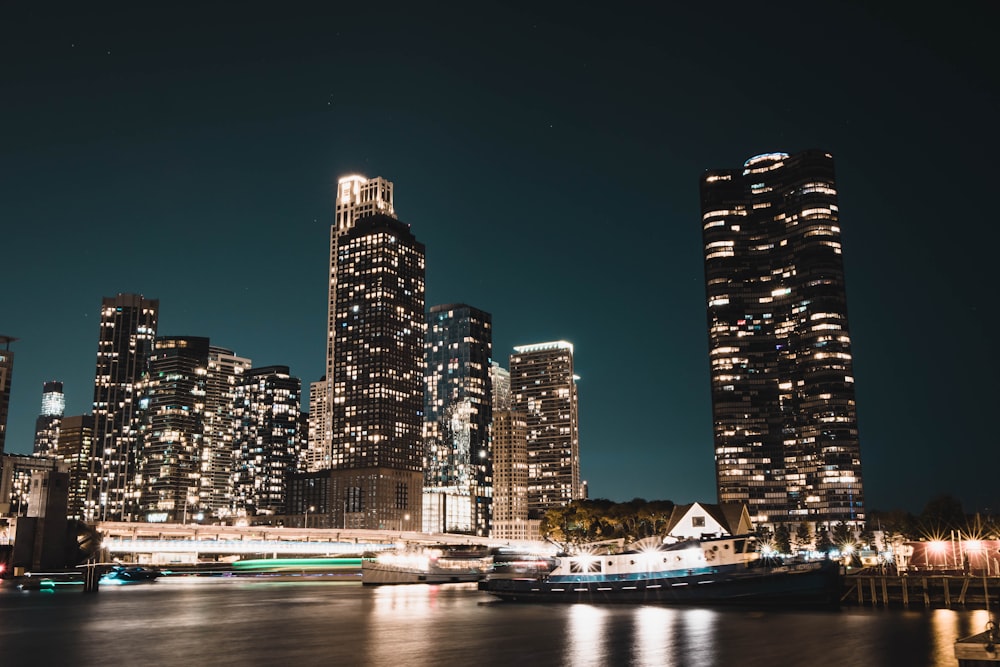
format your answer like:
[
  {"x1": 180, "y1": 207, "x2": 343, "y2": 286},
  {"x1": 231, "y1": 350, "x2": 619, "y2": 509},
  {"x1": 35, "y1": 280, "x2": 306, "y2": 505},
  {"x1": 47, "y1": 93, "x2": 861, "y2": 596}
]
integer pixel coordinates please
[{"x1": 842, "y1": 572, "x2": 1000, "y2": 609}]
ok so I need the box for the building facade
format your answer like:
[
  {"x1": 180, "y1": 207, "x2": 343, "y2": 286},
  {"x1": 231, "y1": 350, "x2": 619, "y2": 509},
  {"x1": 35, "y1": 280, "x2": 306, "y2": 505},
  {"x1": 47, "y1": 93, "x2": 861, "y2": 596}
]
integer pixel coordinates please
[
  {"x1": 0, "y1": 336, "x2": 16, "y2": 456},
  {"x1": 54, "y1": 414, "x2": 94, "y2": 520},
  {"x1": 232, "y1": 365, "x2": 303, "y2": 517},
  {"x1": 33, "y1": 381, "x2": 65, "y2": 457},
  {"x1": 304, "y1": 377, "x2": 329, "y2": 472},
  {"x1": 327, "y1": 210, "x2": 425, "y2": 531},
  {"x1": 489, "y1": 363, "x2": 529, "y2": 540},
  {"x1": 700, "y1": 150, "x2": 865, "y2": 527},
  {"x1": 423, "y1": 304, "x2": 493, "y2": 536},
  {"x1": 205, "y1": 346, "x2": 252, "y2": 520},
  {"x1": 88, "y1": 293, "x2": 159, "y2": 522},
  {"x1": 137, "y1": 336, "x2": 210, "y2": 523},
  {"x1": 509, "y1": 341, "x2": 581, "y2": 517}
]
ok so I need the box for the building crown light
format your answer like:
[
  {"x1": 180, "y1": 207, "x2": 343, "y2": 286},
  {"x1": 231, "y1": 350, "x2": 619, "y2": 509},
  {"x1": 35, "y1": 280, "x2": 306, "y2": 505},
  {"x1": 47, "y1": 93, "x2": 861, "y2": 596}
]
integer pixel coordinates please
[{"x1": 512, "y1": 341, "x2": 574, "y2": 354}]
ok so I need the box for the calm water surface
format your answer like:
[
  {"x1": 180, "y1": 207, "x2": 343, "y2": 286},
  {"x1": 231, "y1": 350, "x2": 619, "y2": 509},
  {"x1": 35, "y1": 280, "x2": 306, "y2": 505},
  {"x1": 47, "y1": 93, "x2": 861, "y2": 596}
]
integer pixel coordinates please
[{"x1": 0, "y1": 578, "x2": 989, "y2": 666}]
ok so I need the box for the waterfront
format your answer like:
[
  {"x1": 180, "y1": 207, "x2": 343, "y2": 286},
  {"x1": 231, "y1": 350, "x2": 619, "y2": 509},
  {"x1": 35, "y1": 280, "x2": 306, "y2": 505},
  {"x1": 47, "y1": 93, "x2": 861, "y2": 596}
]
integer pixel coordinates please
[{"x1": 0, "y1": 578, "x2": 991, "y2": 666}]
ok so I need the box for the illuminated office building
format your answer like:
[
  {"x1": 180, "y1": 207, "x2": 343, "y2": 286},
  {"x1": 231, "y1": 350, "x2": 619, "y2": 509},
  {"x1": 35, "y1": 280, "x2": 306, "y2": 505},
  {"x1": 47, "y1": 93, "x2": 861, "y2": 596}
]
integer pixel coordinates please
[
  {"x1": 232, "y1": 365, "x2": 303, "y2": 517},
  {"x1": 304, "y1": 377, "x2": 329, "y2": 472},
  {"x1": 489, "y1": 362, "x2": 529, "y2": 540},
  {"x1": 138, "y1": 336, "x2": 210, "y2": 523},
  {"x1": 205, "y1": 346, "x2": 252, "y2": 519},
  {"x1": 423, "y1": 304, "x2": 493, "y2": 536},
  {"x1": 322, "y1": 175, "x2": 396, "y2": 465},
  {"x1": 55, "y1": 414, "x2": 94, "y2": 520},
  {"x1": 0, "y1": 336, "x2": 16, "y2": 456},
  {"x1": 328, "y1": 211, "x2": 425, "y2": 531},
  {"x1": 509, "y1": 341, "x2": 581, "y2": 516},
  {"x1": 700, "y1": 150, "x2": 865, "y2": 526},
  {"x1": 89, "y1": 293, "x2": 159, "y2": 522},
  {"x1": 33, "y1": 381, "x2": 65, "y2": 458}
]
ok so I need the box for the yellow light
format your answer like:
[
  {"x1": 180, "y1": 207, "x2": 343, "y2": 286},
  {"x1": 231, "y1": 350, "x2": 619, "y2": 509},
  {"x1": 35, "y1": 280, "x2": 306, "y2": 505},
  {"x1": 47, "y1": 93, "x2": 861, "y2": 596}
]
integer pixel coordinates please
[{"x1": 928, "y1": 541, "x2": 947, "y2": 554}]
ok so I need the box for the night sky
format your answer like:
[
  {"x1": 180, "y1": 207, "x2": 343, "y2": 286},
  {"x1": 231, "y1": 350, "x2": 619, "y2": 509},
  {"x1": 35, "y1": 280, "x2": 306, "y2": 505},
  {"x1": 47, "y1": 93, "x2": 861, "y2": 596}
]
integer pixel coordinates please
[{"x1": 2, "y1": 3, "x2": 996, "y2": 515}]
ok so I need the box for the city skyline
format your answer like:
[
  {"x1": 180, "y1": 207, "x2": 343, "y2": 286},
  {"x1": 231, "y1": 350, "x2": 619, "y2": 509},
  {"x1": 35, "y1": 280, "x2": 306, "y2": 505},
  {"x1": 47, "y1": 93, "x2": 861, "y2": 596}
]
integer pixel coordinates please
[{"x1": 1, "y1": 4, "x2": 996, "y2": 515}]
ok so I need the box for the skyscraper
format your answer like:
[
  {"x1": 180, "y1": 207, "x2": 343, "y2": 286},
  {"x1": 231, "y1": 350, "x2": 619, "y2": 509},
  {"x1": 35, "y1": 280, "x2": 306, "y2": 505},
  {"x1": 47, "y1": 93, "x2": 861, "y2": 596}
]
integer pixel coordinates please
[
  {"x1": 700, "y1": 150, "x2": 865, "y2": 527},
  {"x1": 33, "y1": 381, "x2": 65, "y2": 457},
  {"x1": 423, "y1": 304, "x2": 493, "y2": 536},
  {"x1": 137, "y1": 336, "x2": 210, "y2": 523},
  {"x1": 232, "y1": 365, "x2": 303, "y2": 517},
  {"x1": 304, "y1": 377, "x2": 329, "y2": 472},
  {"x1": 322, "y1": 174, "x2": 397, "y2": 476},
  {"x1": 56, "y1": 414, "x2": 94, "y2": 520},
  {"x1": 89, "y1": 293, "x2": 159, "y2": 522},
  {"x1": 0, "y1": 336, "x2": 16, "y2": 456},
  {"x1": 510, "y1": 341, "x2": 581, "y2": 517},
  {"x1": 327, "y1": 210, "x2": 425, "y2": 531},
  {"x1": 205, "y1": 346, "x2": 252, "y2": 520},
  {"x1": 489, "y1": 362, "x2": 529, "y2": 540}
]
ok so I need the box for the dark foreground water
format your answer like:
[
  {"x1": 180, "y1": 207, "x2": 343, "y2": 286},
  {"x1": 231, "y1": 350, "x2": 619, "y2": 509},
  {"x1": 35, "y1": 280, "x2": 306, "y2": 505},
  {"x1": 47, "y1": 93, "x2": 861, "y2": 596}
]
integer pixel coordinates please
[{"x1": 0, "y1": 578, "x2": 991, "y2": 666}]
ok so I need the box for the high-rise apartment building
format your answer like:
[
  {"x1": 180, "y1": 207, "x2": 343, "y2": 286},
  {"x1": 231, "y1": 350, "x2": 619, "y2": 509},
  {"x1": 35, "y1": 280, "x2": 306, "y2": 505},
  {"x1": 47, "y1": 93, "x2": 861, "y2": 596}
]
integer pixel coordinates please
[
  {"x1": 232, "y1": 365, "x2": 303, "y2": 517},
  {"x1": 0, "y1": 336, "x2": 16, "y2": 456},
  {"x1": 55, "y1": 414, "x2": 94, "y2": 520},
  {"x1": 205, "y1": 346, "x2": 252, "y2": 519},
  {"x1": 89, "y1": 293, "x2": 159, "y2": 522},
  {"x1": 423, "y1": 304, "x2": 493, "y2": 536},
  {"x1": 327, "y1": 207, "x2": 425, "y2": 531},
  {"x1": 510, "y1": 341, "x2": 581, "y2": 517},
  {"x1": 304, "y1": 377, "x2": 329, "y2": 472},
  {"x1": 321, "y1": 174, "x2": 397, "y2": 473},
  {"x1": 700, "y1": 150, "x2": 865, "y2": 527},
  {"x1": 137, "y1": 336, "x2": 210, "y2": 523},
  {"x1": 489, "y1": 362, "x2": 529, "y2": 540},
  {"x1": 33, "y1": 381, "x2": 65, "y2": 457}
]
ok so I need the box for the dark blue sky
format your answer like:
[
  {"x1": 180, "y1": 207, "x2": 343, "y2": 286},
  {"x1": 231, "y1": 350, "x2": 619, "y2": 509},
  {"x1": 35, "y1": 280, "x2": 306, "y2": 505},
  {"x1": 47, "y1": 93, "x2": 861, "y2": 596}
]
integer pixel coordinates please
[{"x1": 2, "y1": 2, "x2": 996, "y2": 514}]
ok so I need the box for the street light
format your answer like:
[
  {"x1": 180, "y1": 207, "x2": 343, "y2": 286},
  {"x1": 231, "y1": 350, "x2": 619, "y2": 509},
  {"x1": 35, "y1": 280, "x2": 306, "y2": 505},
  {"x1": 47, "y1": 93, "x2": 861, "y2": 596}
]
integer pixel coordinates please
[{"x1": 305, "y1": 505, "x2": 315, "y2": 529}]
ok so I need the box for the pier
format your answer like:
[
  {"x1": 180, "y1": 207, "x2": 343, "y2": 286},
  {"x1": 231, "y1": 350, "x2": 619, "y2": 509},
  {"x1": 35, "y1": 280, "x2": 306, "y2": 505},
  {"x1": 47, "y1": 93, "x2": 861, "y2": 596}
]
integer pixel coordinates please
[{"x1": 842, "y1": 572, "x2": 1000, "y2": 609}]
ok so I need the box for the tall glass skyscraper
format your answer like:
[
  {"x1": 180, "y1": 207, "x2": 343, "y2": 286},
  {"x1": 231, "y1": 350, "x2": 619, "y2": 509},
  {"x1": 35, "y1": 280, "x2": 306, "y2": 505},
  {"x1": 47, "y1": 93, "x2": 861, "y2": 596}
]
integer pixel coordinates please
[
  {"x1": 327, "y1": 209, "x2": 425, "y2": 531},
  {"x1": 33, "y1": 380, "x2": 65, "y2": 457},
  {"x1": 137, "y1": 336, "x2": 210, "y2": 523},
  {"x1": 510, "y1": 341, "x2": 581, "y2": 517},
  {"x1": 89, "y1": 293, "x2": 159, "y2": 522},
  {"x1": 232, "y1": 365, "x2": 303, "y2": 517},
  {"x1": 700, "y1": 150, "x2": 865, "y2": 527},
  {"x1": 205, "y1": 346, "x2": 252, "y2": 520},
  {"x1": 423, "y1": 303, "x2": 493, "y2": 536}
]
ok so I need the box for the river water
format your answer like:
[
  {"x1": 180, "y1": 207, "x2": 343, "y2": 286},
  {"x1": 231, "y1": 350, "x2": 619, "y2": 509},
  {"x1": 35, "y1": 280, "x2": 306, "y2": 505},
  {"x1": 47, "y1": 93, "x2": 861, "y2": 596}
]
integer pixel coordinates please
[{"x1": 0, "y1": 577, "x2": 990, "y2": 666}]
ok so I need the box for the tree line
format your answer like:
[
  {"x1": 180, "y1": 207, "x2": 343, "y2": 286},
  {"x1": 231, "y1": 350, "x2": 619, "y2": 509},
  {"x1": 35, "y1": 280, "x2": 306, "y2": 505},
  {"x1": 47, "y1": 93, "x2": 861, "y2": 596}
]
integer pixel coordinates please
[{"x1": 539, "y1": 494, "x2": 998, "y2": 552}]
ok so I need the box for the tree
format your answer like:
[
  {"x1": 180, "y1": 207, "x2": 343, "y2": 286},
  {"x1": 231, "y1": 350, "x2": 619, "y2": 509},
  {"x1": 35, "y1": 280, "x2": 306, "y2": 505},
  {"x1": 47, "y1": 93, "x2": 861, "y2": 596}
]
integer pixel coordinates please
[
  {"x1": 774, "y1": 525, "x2": 791, "y2": 554},
  {"x1": 793, "y1": 523, "x2": 812, "y2": 552},
  {"x1": 832, "y1": 521, "x2": 854, "y2": 549},
  {"x1": 920, "y1": 494, "x2": 965, "y2": 535},
  {"x1": 815, "y1": 527, "x2": 835, "y2": 555}
]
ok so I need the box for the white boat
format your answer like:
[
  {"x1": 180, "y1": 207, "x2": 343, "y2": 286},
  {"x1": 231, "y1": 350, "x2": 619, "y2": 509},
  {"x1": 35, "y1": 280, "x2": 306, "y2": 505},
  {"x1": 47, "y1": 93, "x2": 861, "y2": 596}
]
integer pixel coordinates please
[
  {"x1": 480, "y1": 535, "x2": 841, "y2": 607},
  {"x1": 361, "y1": 545, "x2": 492, "y2": 585}
]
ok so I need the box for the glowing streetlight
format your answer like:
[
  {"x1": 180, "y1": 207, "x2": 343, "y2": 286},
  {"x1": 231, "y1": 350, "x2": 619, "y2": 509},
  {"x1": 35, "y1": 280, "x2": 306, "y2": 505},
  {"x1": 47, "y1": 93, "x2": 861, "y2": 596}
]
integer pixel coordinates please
[{"x1": 305, "y1": 505, "x2": 315, "y2": 529}]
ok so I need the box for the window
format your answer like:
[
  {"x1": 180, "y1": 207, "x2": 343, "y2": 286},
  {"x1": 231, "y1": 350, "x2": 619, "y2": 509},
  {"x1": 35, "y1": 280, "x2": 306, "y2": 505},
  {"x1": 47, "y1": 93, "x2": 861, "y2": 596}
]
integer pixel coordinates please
[{"x1": 692, "y1": 516, "x2": 706, "y2": 528}]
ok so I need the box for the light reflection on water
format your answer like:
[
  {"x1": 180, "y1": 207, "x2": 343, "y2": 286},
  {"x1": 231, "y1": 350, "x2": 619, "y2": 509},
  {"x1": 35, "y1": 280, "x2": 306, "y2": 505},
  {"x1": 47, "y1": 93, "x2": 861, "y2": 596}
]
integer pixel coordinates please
[
  {"x1": 566, "y1": 604, "x2": 608, "y2": 666},
  {"x1": 0, "y1": 579, "x2": 994, "y2": 666}
]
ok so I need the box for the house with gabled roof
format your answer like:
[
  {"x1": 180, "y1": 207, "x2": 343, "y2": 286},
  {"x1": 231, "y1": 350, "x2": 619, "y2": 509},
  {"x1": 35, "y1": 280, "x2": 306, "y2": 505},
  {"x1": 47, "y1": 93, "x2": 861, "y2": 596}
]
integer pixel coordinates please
[{"x1": 665, "y1": 502, "x2": 754, "y2": 540}]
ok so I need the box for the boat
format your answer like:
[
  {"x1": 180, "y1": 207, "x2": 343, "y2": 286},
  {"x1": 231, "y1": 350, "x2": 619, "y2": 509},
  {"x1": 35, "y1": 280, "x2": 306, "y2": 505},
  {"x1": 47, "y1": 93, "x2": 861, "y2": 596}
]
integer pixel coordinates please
[
  {"x1": 361, "y1": 545, "x2": 492, "y2": 585},
  {"x1": 99, "y1": 565, "x2": 161, "y2": 585},
  {"x1": 478, "y1": 535, "x2": 841, "y2": 607},
  {"x1": 955, "y1": 619, "x2": 1000, "y2": 665}
]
